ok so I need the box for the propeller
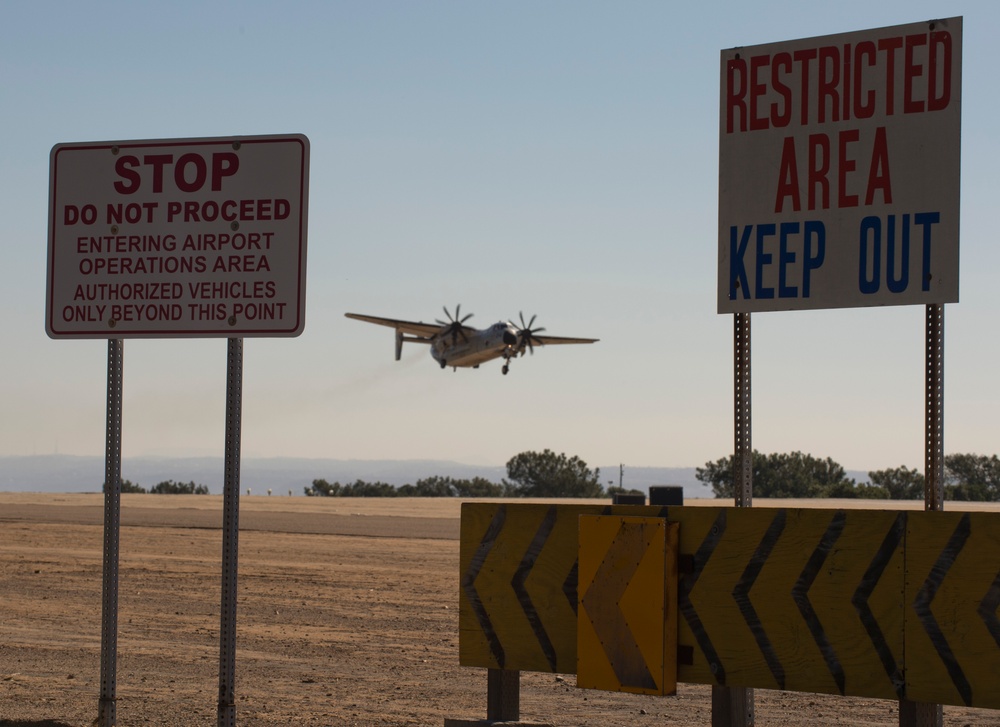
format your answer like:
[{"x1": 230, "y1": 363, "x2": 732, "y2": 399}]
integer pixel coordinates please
[
  {"x1": 435, "y1": 304, "x2": 473, "y2": 344},
  {"x1": 515, "y1": 312, "x2": 546, "y2": 355}
]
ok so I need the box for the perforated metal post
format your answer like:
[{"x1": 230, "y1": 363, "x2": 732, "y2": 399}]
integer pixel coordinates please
[
  {"x1": 713, "y1": 313, "x2": 754, "y2": 726},
  {"x1": 98, "y1": 338, "x2": 124, "y2": 726},
  {"x1": 218, "y1": 338, "x2": 243, "y2": 727},
  {"x1": 924, "y1": 304, "x2": 945, "y2": 513},
  {"x1": 733, "y1": 312, "x2": 752, "y2": 507},
  {"x1": 900, "y1": 305, "x2": 945, "y2": 727}
]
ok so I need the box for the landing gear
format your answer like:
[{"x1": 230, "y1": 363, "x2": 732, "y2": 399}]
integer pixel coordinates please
[
  {"x1": 501, "y1": 351, "x2": 515, "y2": 375},
  {"x1": 439, "y1": 358, "x2": 447, "y2": 369}
]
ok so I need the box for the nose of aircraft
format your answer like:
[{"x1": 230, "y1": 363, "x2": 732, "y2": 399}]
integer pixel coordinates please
[{"x1": 503, "y1": 329, "x2": 518, "y2": 346}]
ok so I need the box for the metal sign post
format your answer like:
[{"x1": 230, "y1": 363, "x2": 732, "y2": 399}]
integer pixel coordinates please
[
  {"x1": 98, "y1": 338, "x2": 124, "y2": 726},
  {"x1": 713, "y1": 312, "x2": 755, "y2": 726},
  {"x1": 899, "y1": 304, "x2": 946, "y2": 727},
  {"x1": 218, "y1": 337, "x2": 244, "y2": 727}
]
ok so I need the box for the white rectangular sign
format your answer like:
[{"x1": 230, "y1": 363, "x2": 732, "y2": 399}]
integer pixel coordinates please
[
  {"x1": 47, "y1": 134, "x2": 309, "y2": 337},
  {"x1": 718, "y1": 18, "x2": 961, "y2": 313}
]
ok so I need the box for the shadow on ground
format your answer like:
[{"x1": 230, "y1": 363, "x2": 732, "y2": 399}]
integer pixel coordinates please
[{"x1": 0, "y1": 721, "x2": 77, "y2": 727}]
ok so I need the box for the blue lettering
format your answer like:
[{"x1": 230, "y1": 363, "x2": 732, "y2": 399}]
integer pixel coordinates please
[
  {"x1": 755, "y1": 223, "x2": 776, "y2": 299},
  {"x1": 803, "y1": 221, "x2": 825, "y2": 298},
  {"x1": 729, "y1": 225, "x2": 752, "y2": 300},
  {"x1": 860, "y1": 213, "x2": 940, "y2": 295},
  {"x1": 859, "y1": 216, "x2": 881, "y2": 294},
  {"x1": 778, "y1": 222, "x2": 799, "y2": 298},
  {"x1": 916, "y1": 212, "x2": 940, "y2": 291},
  {"x1": 730, "y1": 221, "x2": 826, "y2": 302},
  {"x1": 887, "y1": 214, "x2": 909, "y2": 294}
]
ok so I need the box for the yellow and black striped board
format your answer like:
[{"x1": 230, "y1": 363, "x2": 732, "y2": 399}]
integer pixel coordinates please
[
  {"x1": 675, "y1": 506, "x2": 906, "y2": 700},
  {"x1": 459, "y1": 502, "x2": 595, "y2": 675},
  {"x1": 577, "y1": 515, "x2": 678, "y2": 695},
  {"x1": 459, "y1": 503, "x2": 1000, "y2": 709},
  {"x1": 903, "y1": 512, "x2": 1000, "y2": 709}
]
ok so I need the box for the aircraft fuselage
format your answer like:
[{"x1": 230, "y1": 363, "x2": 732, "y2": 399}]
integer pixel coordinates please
[{"x1": 430, "y1": 321, "x2": 519, "y2": 368}]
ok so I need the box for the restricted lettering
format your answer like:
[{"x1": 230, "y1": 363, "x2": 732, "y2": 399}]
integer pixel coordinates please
[{"x1": 726, "y1": 29, "x2": 954, "y2": 134}]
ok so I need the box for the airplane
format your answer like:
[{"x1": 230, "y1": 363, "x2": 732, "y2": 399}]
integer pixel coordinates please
[{"x1": 344, "y1": 306, "x2": 598, "y2": 375}]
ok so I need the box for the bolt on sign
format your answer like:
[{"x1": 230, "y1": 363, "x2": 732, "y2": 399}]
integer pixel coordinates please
[
  {"x1": 718, "y1": 18, "x2": 961, "y2": 313},
  {"x1": 47, "y1": 134, "x2": 309, "y2": 338}
]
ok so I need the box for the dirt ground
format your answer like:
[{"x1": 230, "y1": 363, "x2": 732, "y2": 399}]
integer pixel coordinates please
[{"x1": 1, "y1": 493, "x2": 998, "y2": 726}]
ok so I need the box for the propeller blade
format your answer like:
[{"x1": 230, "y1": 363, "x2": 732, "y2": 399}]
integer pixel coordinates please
[
  {"x1": 515, "y1": 313, "x2": 545, "y2": 355},
  {"x1": 437, "y1": 305, "x2": 471, "y2": 344}
]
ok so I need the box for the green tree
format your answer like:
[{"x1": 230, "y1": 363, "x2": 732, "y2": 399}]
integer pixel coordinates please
[
  {"x1": 411, "y1": 476, "x2": 458, "y2": 497},
  {"x1": 340, "y1": 479, "x2": 396, "y2": 497},
  {"x1": 697, "y1": 451, "x2": 854, "y2": 499},
  {"x1": 867, "y1": 466, "x2": 924, "y2": 499},
  {"x1": 305, "y1": 479, "x2": 340, "y2": 496},
  {"x1": 397, "y1": 476, "x2": 510, "y2": 497},
  {"x1": 452, "y1": 477, "x2": 510, "y2": 498},
  {"x1": 305, "y1": 478, "x2": 396, "y2": 496},
  {"x1": 103, "y1": 479, "x2": 146, "y2": 493},
  {"x1": 503, "y1": 449, "x2": 604, "y2": 498},
  {"x1": 825, "y1": 479, "x2": 888, "y2": 499},
  {"x1": 945, "y1": 453, "x2": 1000, "y2": 501},
  {"x1": 150, "y1": 480, "x2": 209, "y2": 494}
]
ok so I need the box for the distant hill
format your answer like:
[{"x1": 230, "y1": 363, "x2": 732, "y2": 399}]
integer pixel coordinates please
[{"x1": 0, "y1": 454, "x2": 713, "y2": 499}]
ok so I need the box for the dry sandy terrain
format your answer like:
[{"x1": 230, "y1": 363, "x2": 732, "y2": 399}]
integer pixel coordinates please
[{"x1": 2, "y1": 493, "x2": 999, "y2": 726}]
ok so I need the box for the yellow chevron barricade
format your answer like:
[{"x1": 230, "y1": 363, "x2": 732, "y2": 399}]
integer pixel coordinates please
[
  {"x1": 577, "y1": 515, "x2": 678, "y2": 695},
  {"x1": 458, "y1": 502, "x2": 1000, "y2": 709}
]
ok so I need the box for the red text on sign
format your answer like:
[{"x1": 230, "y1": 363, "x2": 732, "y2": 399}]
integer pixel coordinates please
[
  {"x1": 113, "y1": 152, "x2": 240, "y2": 194},
  {"x1": 725, "y1": 29, "x2": 953, "y2": 133}
]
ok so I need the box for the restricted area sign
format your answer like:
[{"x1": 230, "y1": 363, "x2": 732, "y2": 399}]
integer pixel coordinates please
[
  {"x1": 47, "y1": 134, "x2": 310, "y2": 338},
  {"x1": 718, "y1": 18, "x2": 961, "y2": 313}
]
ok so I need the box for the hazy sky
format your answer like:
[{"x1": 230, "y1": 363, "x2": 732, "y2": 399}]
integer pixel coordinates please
[{"x1": 2, "y1": 1, "x2": 996, "y2": 474}]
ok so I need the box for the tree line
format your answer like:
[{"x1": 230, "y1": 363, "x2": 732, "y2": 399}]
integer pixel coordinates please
[
  {"x1": 102, "y1": 449, "x2": 1000, "y2": 502},
  {"x1": 106, "y1": 479, "x2": 210, "y2": 495},
  {"x1": 696, "y1": 451, "x2": 1000, "y2": 501},
  {"x1": 305, "y1": 449, "x2": 606, "y2": 498}
]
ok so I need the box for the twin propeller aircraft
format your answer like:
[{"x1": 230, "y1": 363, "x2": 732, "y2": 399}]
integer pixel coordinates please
[{"x1": 345, "y1": 306, "x2": 598, "y2": 375}]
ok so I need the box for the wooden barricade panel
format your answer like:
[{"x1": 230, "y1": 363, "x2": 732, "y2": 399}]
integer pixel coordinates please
[
  {"x1": 676, "y1": 507, "x2": 905, "y2": 700},
  {"x1": 904, "y1": 511, "x2": 1000, "y2": 709},
  {"x1": 577, "y1": 515, "x2": 678, "y2": 695}
]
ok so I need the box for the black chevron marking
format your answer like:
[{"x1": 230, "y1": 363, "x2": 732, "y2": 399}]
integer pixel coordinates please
[
  {"x1": 851, "y1": 512, "x2": 906, "y2": 698},
  {"x1": 914, "y1": 513, "x2": 972, "y2": 705},
  {"x1": 678, "y1": 509, "x2": 728, "y2": 684},
  {"x1": 563, "y1": 560, "x2": 578, "y2": 617},
  {"x1": 792, "y1": 510, "x2": 847, "y2": 694},
  {"x1": 511, "y1": 506, "x2": 559, "y2": 672},
  {"x1": 461, "y1": 505, "x2": 507, "y2": 668},
  {"x1": 732, "y1": 509, "x2": 787, "y2": 689},
  {"x1": 977, "y1": 567, "x2": 1000, "y2": 650},
  {"x1": 581, "y1": 520, "x2": 658, "y2": 690}
]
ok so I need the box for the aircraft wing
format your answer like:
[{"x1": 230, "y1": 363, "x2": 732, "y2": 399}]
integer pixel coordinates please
[
  {"x1": 344, "y1": 312, "x2": 445, "y2": 339},
  {"x1": 532, "y1": 334, "x2": 599, "y2": 346}
]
